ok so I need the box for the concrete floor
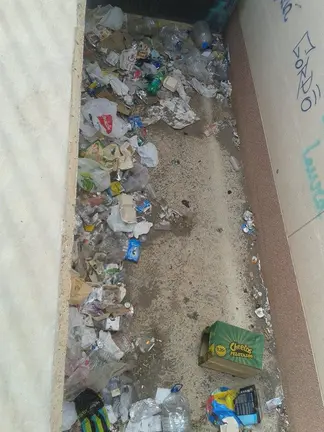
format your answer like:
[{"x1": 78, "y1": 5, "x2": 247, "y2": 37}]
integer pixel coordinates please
[{"x1": 124, "y1": 95, "x2": 288, "y2": 431}]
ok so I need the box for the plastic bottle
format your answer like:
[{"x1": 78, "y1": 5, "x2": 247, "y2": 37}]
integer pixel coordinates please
[
  {"x1": 147, "y1": 70, "x2": 165, "y2": 95},
  {"x1": 161, "y1": 384, "x2": 191, "y2": 432},
  {"x1": 192, "y1": 21, "x2": 212, "y2": 50}
]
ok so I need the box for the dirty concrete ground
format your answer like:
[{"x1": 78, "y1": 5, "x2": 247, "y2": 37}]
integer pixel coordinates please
[{"x1": 124, "y1": 94, "x2": 289, "y2": 431}]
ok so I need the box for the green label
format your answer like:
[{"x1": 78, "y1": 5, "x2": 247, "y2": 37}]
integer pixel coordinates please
[{"x1": 208, "y1": 321, "x2": 264, "y2": 370}]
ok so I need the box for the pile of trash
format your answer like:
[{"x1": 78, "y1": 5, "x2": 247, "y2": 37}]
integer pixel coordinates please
[{"x1": 64, "y1": 5, "x2": 232, "y2": 431}]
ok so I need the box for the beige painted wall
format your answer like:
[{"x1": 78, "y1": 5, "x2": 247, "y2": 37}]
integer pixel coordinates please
[
  {"x1": 0, "y1": 1, "x2": 84, "y2": 430},
  {"x1": 239, "y1": 0, "x2": 324, "y2": 401}
]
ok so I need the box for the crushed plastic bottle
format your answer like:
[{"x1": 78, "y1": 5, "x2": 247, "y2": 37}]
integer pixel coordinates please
[
  {"x1": 147, "y1": 71, "x2": 165, "y2": 95},
  {"x1": 161, "y1": 384, "x2": 191, "y2": 432},
  {"x1": 191, "y1": 21, "x2": 212, "y2": 50}
]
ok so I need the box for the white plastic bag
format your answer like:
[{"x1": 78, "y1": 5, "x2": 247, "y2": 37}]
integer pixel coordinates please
[
  {"x1": 78, "y1": 158, "x2": 110, "y2": 192},
  {"x1": 62, "y1": 401, "x2": 78, "y2": 431},
  {"x1": 107, "y1": 205, "x2": 136, "y2": 233},
  {"x1": 106, "y1": 75, "x2": 129, "y2": 96},
  {"x1": 98, "y1": 330, "x2": 124, "y2": 361},
  {"x1": 191, "y1": 77, "x2": 217, "y2": 98},
  {"x1": 86, "y1": 63, "x2": 129, "y2": 97},
  {"x1": 80, "y1": 116, "x2": 98, "y2": 140},
  {"x1": 99, "y1": 6, "x2": 124, "y2": 30},
  {"x1": 120, "y1": 48, "x2": 137, "y2": 71},
  {"x1": 137, "y1": 142, "x2": 159, "y2": 167},
  {"x1": 82, "y1": 98, "x2": 129, "y2": 139},
  {"x1": 133, "y1": 221, "x2": 153, "y2": 239},
  {"x1": 130, "y1": 399, "x2": 161, "y2": 422},
  {"x1": 106, "y1": 51, "x2": 120, "y2": 66}
]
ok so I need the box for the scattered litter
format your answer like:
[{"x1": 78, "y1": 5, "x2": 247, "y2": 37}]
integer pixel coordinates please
[
  {"x1": 82, "y1": 98, "x2": 129, "y2": 139},
  {"x1": 62, "y1": 401, "x2": 78, "y2": 431},
  {"x1": 97, "y1": 6, "x2": 124, "y2": 30},
  {"x1": 70, "y1": 271, "x2": 93, "y2": 305},
  {"x1": 74, "y1": 389, "x2": 111, "y2": 431},
  {"x1": 64, "y1": 7, "x2": 257, "y2": 432},
  {"x1": 207, "y1": 385, "x2": 261, "y2": 428},
  {"x1": 163, "y1": 76, "x2": 178, "y2": 92},
  {"x1": 155, "y1": 388, "x2": 171, "y2": 405},
  {"x1": 125, "y1": 238, "x2": 141, "y2": 263},
  {"x1": 265, "y1": 397, "x2": 283, "y2": 412},
  {"x1": 135, "y1": 336, "x2": 155, "y2": 353},
  {"x1": 137, "y1": 142, "x2": 159, "y2": 167},
  {"x1": 106, "y1": 51, "x2": 120, "y2": 66},
  {"x1": 229, "y1": 156, "x2": 240, "y2": 172},
  {"x1": 161, "y1": 384, "x2": 191, "y2": 431},
  {"x1": 133, "y1": 221, "x2": 153, "y2": 239},
  {"x1": 159, "y1": 98, "x2": 199, "y2": 129},
  {"x1": 129, "y1": 398, "x2": 161, "y2": 422},
  {"x1": 119, "y1": 194, "x2": 137, "y2": 224},
  {"x1": 241, "y1": 210, "x2": 255, "y2": 235},
  {"x1": 199, "y1": 321, "x2": 264, "y2": 377},
  {"x1": 192, "y1": 21, "x2": 212, "y2": 50},
  {"x1": 120, "y1": 47, "x2": 137, "y2": 71},
  {"x1": 204, "y1": 121, "x2": 220, "y2": 137},
  {"x1": 255, "y1": 307, "x2": 265, "y2": 318},
  {"x1": 78, "y1": 158, "x2": 110, "y2": 192},
  {"x1": 251, "y1": 256, "x2": 258, "y2": 264},
  {"x1": 181, "y1": 200, "x2": 190, "y2": 208},
  {"x1": 191, "y1": 78, "x2": 217, "y2": 98},
  {"x1": 98, "y1": 330, "x2": 125, "y2": 361}
]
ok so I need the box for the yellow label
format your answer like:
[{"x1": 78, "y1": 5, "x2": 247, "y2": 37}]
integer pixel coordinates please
[
  {"x1": 84, "y1": 224, "x2": 95, "y2": 232},
  {"x1": 229, "y1": 342, "x2": 253, "y2": 359},
  {"x1": 215, "y1": 345, "x2": 227, "y2": 357},
  {"x1": 110, "y1": 181, "x2": 123, "y2": 197}
]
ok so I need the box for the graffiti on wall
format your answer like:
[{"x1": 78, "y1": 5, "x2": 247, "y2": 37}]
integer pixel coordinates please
[
  {"x1": 303, "y1": 117, "x2": 324, "y2": 213},
  {"x1": 293, "y1": 31, "x2": 321, "y2": 113},
  {"x1": 273, "y1": 0, "x2": 293, "y2": 22}
]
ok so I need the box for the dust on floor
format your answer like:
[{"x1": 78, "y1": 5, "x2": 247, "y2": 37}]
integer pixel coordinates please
[{"x1": 123, "y1": 95, "x2": 288, "y2": 431}]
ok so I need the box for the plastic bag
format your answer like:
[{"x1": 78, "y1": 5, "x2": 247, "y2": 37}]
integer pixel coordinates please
[
  {"x1": 159, "y1": 98, "x2": 199, "y2": 129},
  {"x1": 122, "y1": 163, "x2": 149, "y2": 193},
  {"x1": 107, "y1": 205, "x2": 136, "y2": 233},
  {"x1": 62, "y1": 401, "x2": 78, "y2": 431},
  {"x1": 190, "y1": 78, "x2": 217, "y2": 98},
  {"x1": 133, "y1": 221, "x2": 153, "y2": 239},
  {"x1": 126, "y1": 415, "x2": 162, "y2": 432},
  {"x1": 64, "y1": 356, "x2": 90, "y2": 401},
  {"x1": 106, "y1": 51, "x2": 120, "y2": 66},
  {"x1": 137, "y1": 142, "x2": 159, "y2": 167},
  {"x1": 160, "y1": 25, "x2": 188, "y2": 54},
  {"x1": 129, "y1": 398, "x2": 161, "y2": 423},
  {"x1": 80, "y1": 116, "x2": 98, "y2": 141},
  {"x1": 120, "y1": 48, "x2": 137, "y2": 72},
  {"x1": 98, "y1": 6, "x2": 124, "y2": 30},
  {"x1": 77, "y1": 158, "x2": 110, "y2": 192},
  {"x1": 98, "y1": 330, "x2": 124, "y2": 361},
  {"x1": 176, "y1": 49, "x2": 213, "y2": 84},
  {"x1": 82, "y1": 98, "x2": 129, "y2": 139}
]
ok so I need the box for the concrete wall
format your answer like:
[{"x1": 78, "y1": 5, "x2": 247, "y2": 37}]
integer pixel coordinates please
[
  {"x1": 239, "y1": 0, "x2": 324, "y2": 402},
  {"x1": 0, "y1": 1, "x2": 84, "y2": 430}
]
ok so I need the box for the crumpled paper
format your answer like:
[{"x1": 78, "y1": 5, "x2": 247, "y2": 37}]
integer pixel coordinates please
[{"x1": 144, "y1": 98, "x2": 199, "y2": 130}]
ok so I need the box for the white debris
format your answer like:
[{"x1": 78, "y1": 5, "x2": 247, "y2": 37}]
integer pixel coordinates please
[
  {"x1": 98, "y1": 331, "x2": 124, "y2": 360},
  {"x1": 191, "y1": 77, "x2": 217, "y2": 98},
  {"x1": 106, "y1": 51, "x2": 120, "y2": 65},
  {"x1": 265, "y1": 397, "x2": 283, "y2": 412},
  {"x1": 255, "y1": 307, "x2": 265, "y2": 318},
  {"x1": 137, "y1": 142, "x2": 159, "y2": 167},
  {"x1": 159, "y1": 97, "x2": 199, "y2": 129}
]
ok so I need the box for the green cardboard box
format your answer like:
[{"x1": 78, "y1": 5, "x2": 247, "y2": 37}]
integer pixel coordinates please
[{"x1": 199, "y1": 321, "x2": 264, "y2": 378}]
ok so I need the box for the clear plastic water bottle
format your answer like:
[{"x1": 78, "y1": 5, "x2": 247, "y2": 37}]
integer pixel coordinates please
[
  {"x1": 192, "y1": 21, "x2": 212, "y2": 50},
  {"x1": 161, "y1": 384, "x2": 191, "y2": 432}
]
